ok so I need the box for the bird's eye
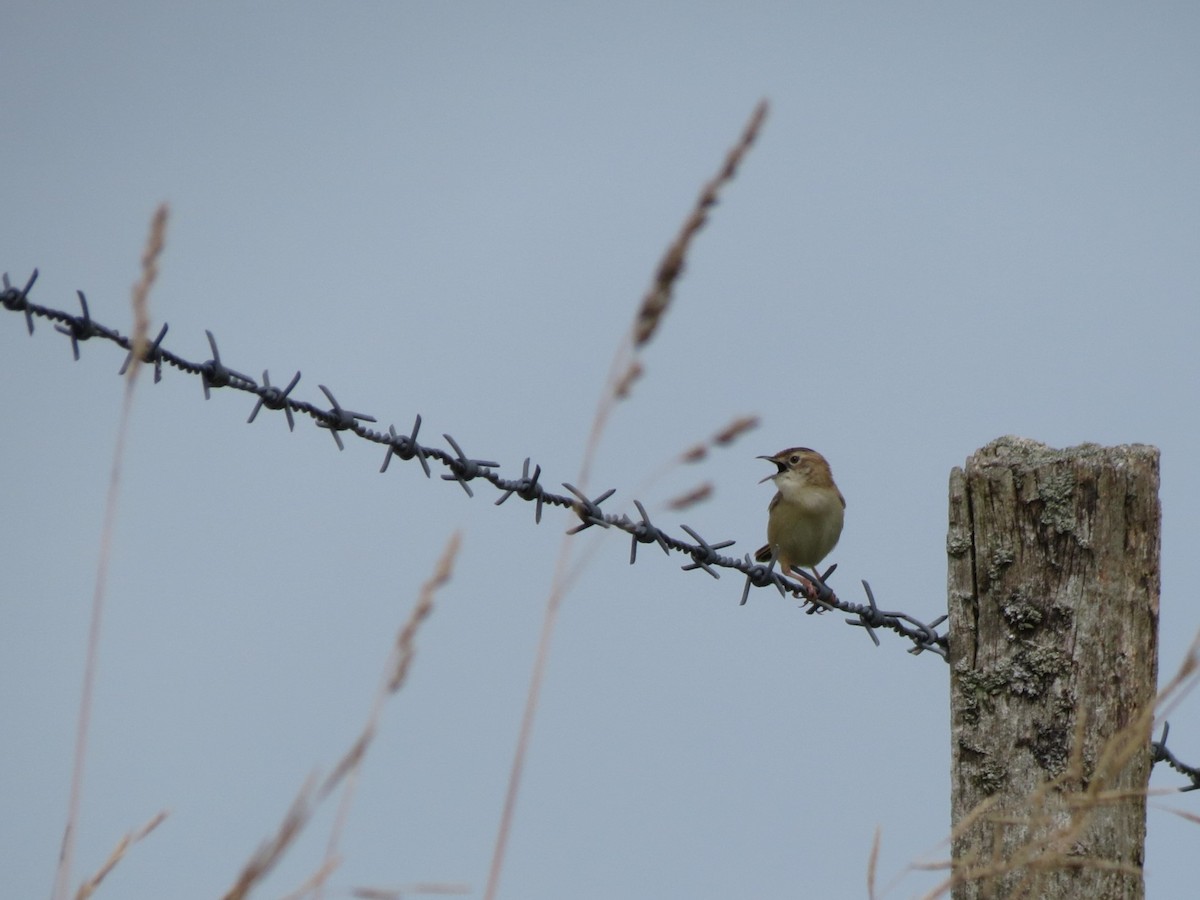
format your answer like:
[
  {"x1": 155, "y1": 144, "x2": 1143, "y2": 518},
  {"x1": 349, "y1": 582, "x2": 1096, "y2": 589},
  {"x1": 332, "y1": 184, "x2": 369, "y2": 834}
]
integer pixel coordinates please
[{"x1": 789, "y1": 454, "x2": 801, "y2": 464}]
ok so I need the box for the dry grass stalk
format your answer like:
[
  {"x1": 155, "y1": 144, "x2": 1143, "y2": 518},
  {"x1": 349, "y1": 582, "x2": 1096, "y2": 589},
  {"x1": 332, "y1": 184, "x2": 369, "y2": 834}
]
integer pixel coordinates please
[
  {"x1": 867, "y1": 825, "x2": 881, "y2": 900},
  {"x1": 278, "y1": 857, "x2": 342, "y2": 900},
  {"x1": 222, "y1": 533, "x2": 461, "y2": 900},
  {"x1": 314, "y1": 531, "x2": 461, "y2": 898},
  {"x1": 613, "y1": 360, "x2": 643, "y2": 399},
  {"x1": 624, "y1": 415, "x2": 759, "y2": 513},
  {"x1": 632, "y1": 99, "x2": 768, "y2": 349},
  {"x1": 388, "y1": 532, "x2": 459, "y2": 692},
  {"x1": 351, "y1": 883, "x2": 471, "y2": 899},
  {"x1": 1162, "y1": 806, "x2": 1200, "y2": 826},
  {"x1": 223, "y1": 777, "x2": 318, "y2": 900},
  {"x1": 127, "y1": 203, "x2": 168, "y2": 381},
  {"x1": 483, "y1": 540, "x2": 574, "y2": 900},
  {"x1": 666, "y1": 481, "x2": 713, "y2": 510},
  {"x1": 681, "y1": 415, "x2": 761, "y2": 464},
  {"x1": 52, "y1": 206, "x2": 171, "y2": 900},
  {"x1": 712, "y1": 415, "x2": 760, "y2": 446},
  {"x1": 483, "y1": 104, "x2": 769, "y2": 900},
  {"x1": 73, "y1": 810, "x2": 167, "y2": 900},
  {"x1": 579, "y1": 101, "x2": 766, "y2": 494}
]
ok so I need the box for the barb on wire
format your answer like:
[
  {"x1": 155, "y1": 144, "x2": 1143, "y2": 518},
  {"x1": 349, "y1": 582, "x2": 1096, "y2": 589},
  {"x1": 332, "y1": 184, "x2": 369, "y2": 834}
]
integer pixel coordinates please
[
  {"x1": 562, "y1": 483, "x2": 616, "y2": 534},
  {"x1": 439, "y1": 433, "x2": 500, "y2": 498},
  {"x1": 53, "y1": 291, "x2": 113, "y2": 360},
  {"x1": 738, "y1": 552, "x2": 787, "y2": 606},
  {"x1": 316, "y1": 384, "x2": 377, "y2": 450},
  {"x1": 495, "y1": 457, "x2": 545, "y2": 523},
  {"x1": 248, "y1": 369, "x2": 302, "y2": 431},
  {"x1": 1153, "y1": 722, "x2": 1200, "y2": 792},
  {"x1": 3, "y1": 269, "x2": 951, "y2": 659},
  {"x1": 1, "y1": 269, "x2": 39, "y2": 334},
  {"x1": 381, "y1": 416, "x2": 431, "y2": 478},
  {"x1": 627, "y1": 500, "x2": 670, "y2": 565},
  {"x1": 679, "y1": 524, "x2": 736, "y2": 580},
  {"x1": 118, "y1": 322, "x2": 169, "y2": 382},
  {"x1": 200, "y1": 330, "x2": 255, "y2": 399}
]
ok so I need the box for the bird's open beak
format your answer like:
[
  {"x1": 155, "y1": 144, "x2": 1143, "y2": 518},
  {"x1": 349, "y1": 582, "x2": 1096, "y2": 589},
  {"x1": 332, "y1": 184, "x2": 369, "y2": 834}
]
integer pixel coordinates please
[{"x1": 757, "y1": 455, "x2": 783, "y2": 483}]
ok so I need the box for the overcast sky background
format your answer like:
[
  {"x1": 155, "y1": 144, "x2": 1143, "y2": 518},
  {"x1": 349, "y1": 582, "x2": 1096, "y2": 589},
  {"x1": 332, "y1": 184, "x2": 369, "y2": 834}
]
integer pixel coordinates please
[{"x1": 3, "y1": 3, "x2": 1199, "y2": 898}]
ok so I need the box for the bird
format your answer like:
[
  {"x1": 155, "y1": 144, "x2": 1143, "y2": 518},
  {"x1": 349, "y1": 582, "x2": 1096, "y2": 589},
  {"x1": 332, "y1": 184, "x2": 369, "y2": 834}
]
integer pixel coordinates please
[{"x1": 754, "y1": 447, "x2": 845, "y2": 595}]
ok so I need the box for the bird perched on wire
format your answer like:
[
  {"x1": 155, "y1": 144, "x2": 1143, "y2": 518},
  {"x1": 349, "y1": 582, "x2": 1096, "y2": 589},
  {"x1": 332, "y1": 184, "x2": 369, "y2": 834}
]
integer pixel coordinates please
[{"x1": 755, "y1": 447, "x2": 845, "y2": 597}]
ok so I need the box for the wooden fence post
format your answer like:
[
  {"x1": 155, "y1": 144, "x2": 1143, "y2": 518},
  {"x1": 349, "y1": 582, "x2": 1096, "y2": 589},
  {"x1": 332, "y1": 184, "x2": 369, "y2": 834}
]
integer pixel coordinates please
[{"x1": 946, "y1": 437, "x2": 1160, "y2": 899}]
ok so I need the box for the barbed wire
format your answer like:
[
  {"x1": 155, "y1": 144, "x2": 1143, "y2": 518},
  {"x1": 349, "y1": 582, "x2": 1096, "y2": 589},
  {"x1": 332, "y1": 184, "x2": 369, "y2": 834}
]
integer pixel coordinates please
[
  {"x1": 2, "y1": 267, "x2": 950, "y2": 659},
  {"x1": 8, "y1": 268, "x2": 1200, "y2": 791},
  {"x1": 1153, "y1": 723, "x2": 1200, "y2": 792}
]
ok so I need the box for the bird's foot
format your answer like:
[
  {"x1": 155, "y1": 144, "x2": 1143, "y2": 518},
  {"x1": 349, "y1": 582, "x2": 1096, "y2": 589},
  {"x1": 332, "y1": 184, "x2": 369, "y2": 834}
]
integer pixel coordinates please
[
  {"x1": 787, "y1": 568, "x2": 831, "y2": 613},
  {"x1": 787, "y1": 571, "x2": 835, "y2": 614}
]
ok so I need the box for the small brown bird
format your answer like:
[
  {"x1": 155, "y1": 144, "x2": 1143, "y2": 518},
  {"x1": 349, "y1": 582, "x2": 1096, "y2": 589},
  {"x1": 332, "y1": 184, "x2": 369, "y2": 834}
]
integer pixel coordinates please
[{"x1": 754, "y1": 447, "x2": 845, "y2": 589}]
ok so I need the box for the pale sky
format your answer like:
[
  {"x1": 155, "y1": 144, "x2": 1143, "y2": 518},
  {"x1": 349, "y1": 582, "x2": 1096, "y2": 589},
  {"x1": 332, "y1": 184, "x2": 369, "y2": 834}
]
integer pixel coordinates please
[{"x1": 3, "y1": 3, "x2": 1199, "y2": 898}]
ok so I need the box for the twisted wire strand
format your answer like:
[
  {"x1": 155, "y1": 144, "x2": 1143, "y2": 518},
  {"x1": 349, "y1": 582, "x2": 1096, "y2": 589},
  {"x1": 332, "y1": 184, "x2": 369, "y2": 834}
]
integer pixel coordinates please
[
  {"x1": 3, "y1": 266, "x2": 953, "y2": 660},
  {"x1": 11, "y1": 269, "x2": 1200, "y2": 790}
]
